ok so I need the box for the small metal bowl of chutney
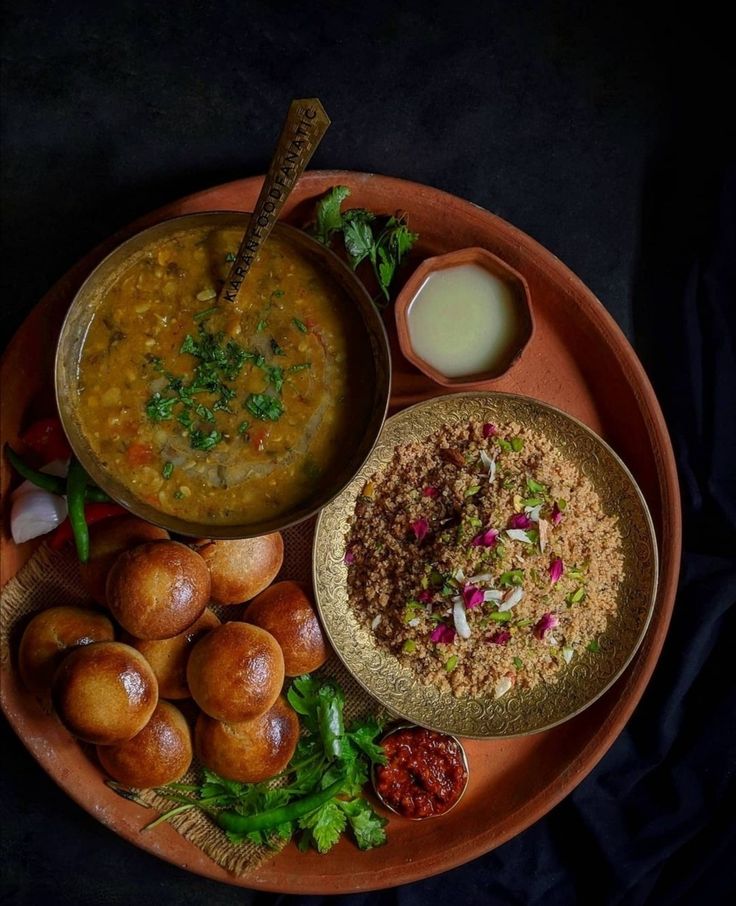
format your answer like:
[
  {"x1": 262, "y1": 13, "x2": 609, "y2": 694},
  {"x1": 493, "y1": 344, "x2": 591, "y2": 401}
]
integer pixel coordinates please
[{"x1": 371, "y1": 723, "x2": 470, "y2": 820}]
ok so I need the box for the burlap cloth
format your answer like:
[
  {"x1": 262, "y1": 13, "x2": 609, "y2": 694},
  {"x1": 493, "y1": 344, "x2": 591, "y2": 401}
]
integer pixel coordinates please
[{"x1": 0, "y1": 518, "x2": 380, "y2": 876}]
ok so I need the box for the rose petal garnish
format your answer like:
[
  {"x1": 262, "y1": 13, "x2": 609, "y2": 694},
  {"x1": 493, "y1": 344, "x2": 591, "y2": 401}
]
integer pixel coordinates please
[
  {"x1": 506, "y1": 529, "x2": 533, "y2": 543},
  {"x1": 423, "y1": 486, "x2": 438, "y2": 497},
  {"x1": 452, "y1": 598, "x2": 472, "y2": 639},
  {"x1": 462, "y1": 584, "x2": 484, "y2": 609},
  {"x1": 344, "y1": 549, "x2": 355, "y2": 565},
  {"x1": 548, "y1": 557, "x2": 564, "y2": 584},
  {"x1": 487, "y1": 629, "x2": 511, "y2": 646},
  {"x1": 410, "y1": 518, "x2": 429, "y2": 543},
  {"x1": 430, "y1": 623, "x2": 456, "y2": 644},
  {"x1": 508, "y1": 513, "x2": 532, "y2": 530},
  {"x1": 551, "y1": 502, "x2": 564, "y2": 525},
  {"x1": 471, "y1": 528, "x2": 499, "y2": 548},
  {"x1": 534, "y1": 612, "x2": 559, "y2": 639},
  {"x1": 483, "y1": 423, "x2": 496, "y2": 438},
  {"x1": 498, "y1": 586, "x2": 524, "y2": 611},
  {"x1": 418, "y1": 589, "x2": 433, "y2": 603}
]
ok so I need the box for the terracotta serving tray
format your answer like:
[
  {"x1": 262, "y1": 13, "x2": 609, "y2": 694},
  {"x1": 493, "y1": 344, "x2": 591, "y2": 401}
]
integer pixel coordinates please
[{"x1": 0, "y1": 171, "x2": 681, "y2": 893}]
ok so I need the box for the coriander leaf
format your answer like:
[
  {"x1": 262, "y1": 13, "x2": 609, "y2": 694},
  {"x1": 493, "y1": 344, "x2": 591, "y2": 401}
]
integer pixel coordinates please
[
  {"x1": 292, "y1": 318, "x2": 308, "y2": 333},
  {"x1": 287, "y1": 362, "x2": 311, "y2": 374},
  {"x1": 342, "y1": 218, "x2": 375, "y2": 270},
  {"x1": 145, "y1": 393, "x2": 177, "y2": 422},
  {"x1": 270, "y1": 338, "x2": 285, "y2": 356},
  {"x1": 298, "y1": 800, "x2": 346, "y2": 853},
  {"x1": 245, "y1": 393, "x2": 284, "y2": 421},
  {"x1": 347, "y1": 718, "x2": 387, "y2": 765},
  {"x1": 317, "y1": 682, "x2": 345, "y2": 760},
  {"x1": 286, "y1": 675, "x2": 321, "y2": 732},
  {"x1": 265, "y1": 365, "x2": 284, "y2": 393},
  {"x1": 312, "y1": 185, "x2": 351, "y2": 245},
  {"x1": 162, "y1": 461, "x2": 174, "y2": 480},
  {"x1": 338, "y1": 798, "x2": 388, "y2": 850},
  {"x1": 189, "y1": 428, "x2": 222, "y2": 451}
]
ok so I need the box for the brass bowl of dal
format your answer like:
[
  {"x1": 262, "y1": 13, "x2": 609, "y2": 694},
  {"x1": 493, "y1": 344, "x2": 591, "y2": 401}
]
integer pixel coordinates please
[{"x1": 55, "y1": 212, "x2": 391, "y2": 538}]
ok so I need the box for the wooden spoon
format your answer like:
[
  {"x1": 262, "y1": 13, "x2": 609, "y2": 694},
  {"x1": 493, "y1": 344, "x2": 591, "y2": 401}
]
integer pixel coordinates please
[{"x1": 218, "y1": 98, "x2": 331, "y2": 306}]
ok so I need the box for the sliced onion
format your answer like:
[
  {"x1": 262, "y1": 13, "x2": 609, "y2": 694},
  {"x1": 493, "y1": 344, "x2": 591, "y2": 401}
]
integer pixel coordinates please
[
  {"x1": 11, "y1": 489, "x2": 67, "y2": 544},
  {"x1": 499, "y1": 586, "x2": 524, "y2": 611},
  {"x1": 494, "y1": 676, "x2": 513, "y2": 699},
  {"x1": 506, "y1": 529, "x2": 533, "y2": 544},
  {"x1": 452, "y1": 598, "x2": 472, "y2": 640},
  {"x1": 469, "y1": 572, "x2": 494, "y2": 584},
  {"x1": 11, "y1": 458, "x2": 70, "y2": 500}
]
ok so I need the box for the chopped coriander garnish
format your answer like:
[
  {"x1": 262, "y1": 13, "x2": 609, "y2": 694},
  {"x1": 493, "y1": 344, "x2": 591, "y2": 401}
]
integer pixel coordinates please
[
  {"x1": 237, "y1": 420, "x2": 250, "y2": 435},
  {"x1": 287, "y1": 362, "x2": 311, "y2": 374},
  {"x1": 265, "y1": 365, "x2": 284, "y2": 392},
  {"x1": 173, "y1": 489, "x2": 185, "y2": 500},
  {"x1": 162, "y1": 461, "x2": 174, "y2": 480},
  {"x1": 224, "y1": 251, "x2": 236, "y2": 262},
  {"x1": 146, "y1": 393, "x2": 177, "y2": 422},
  {"x1": 270, "y1": 289, "x2": 285, "y2": 300},
  {"x1": 193, "y1": 306, "x2": 219, "y2": 322},
  {"x1": 245, "y1": 393, "x2": 284, "y2": 421},
  {"x1": 270, "y1": 338, "x2": 285, "y2": 356},
  {"x1": 445, "y1": 655, "x2": 458, "y2": 673},
  {"x1": 292, "y1": 317, "x2": 308, "y2": 333},
  {"x1": 189, "y1": 429, "x2": 222, "y2": 451},
  {"x1": 256, "y1": 319, "x2": 267, "y2": 332}
]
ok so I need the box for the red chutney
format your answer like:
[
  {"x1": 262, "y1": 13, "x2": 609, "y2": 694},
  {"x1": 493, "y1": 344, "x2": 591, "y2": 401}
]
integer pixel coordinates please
[{"x1": 374, "y1": 726, "x2": 468, "y2": 819}]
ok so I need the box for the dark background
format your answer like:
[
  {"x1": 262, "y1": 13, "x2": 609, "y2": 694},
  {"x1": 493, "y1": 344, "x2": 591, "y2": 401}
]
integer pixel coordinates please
[{"x1": 2, "y1": 2, "x2": 735, "y2": 904}]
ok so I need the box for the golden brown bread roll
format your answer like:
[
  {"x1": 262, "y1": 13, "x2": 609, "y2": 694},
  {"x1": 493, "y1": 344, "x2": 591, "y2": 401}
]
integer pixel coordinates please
[
  {"x1": 194, "y1": 696, "x2": 299, "y2": 783},
  {"x1": 243, "y1": 581, "x2": 328, "y2": 676},
  {"x1": 79, "y1": 516, "x2": 169, "y2": 605},
  {"x1": 106, "y1": 541, "x2": 210, "y2": 640},
  {"x1": 96, "y1": 701, "x2": 192, "y2": 788},
  {"x1": 186, "y1": 621, "x2": 284, "y2": 721},
  {"x1": 18, "y1": 606, "x2": 115, "y2": 693},
  {"x1": 196, "y1": 535, "x2": 283, "y2": 605},
  {"x1": 129, "y1": 608, "x2": 220, "y2": 699},
  {"x1": 51, "y1": 641, "x2": 158, "y2": 745}
]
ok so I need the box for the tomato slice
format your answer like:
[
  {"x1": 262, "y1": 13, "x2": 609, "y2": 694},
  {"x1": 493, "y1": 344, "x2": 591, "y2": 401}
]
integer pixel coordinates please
[{"x1": 21, "y1": 418, "x2": 72, "y2": 464}]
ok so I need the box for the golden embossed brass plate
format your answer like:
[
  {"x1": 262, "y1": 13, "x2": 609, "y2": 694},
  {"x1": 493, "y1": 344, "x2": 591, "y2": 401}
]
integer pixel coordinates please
[{"x1": 313, "y1": 392, "x2": 658, "y2": 738}]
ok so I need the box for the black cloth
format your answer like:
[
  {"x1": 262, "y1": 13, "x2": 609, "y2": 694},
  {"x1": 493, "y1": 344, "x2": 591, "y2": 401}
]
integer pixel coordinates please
[{"x1": 2, "y1": 3, "x2": 734, "y2": 904}]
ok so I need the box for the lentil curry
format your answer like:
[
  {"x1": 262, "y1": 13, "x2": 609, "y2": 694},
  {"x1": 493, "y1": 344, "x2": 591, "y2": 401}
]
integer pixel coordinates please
[{"x1": 75, "y1": 225, "x2": 370, "y2": 525}]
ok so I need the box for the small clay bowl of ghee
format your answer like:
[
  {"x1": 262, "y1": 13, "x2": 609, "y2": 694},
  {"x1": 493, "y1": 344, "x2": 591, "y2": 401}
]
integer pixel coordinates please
[
  {"x1": 394, "y1": 247, "x2": 534, "y2": 389},
  {"x1": 371, "y1": 723, "x2": 469, "y2": 820}
]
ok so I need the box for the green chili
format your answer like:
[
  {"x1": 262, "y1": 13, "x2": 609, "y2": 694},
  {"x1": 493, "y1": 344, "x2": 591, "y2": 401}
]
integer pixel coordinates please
[
  {"x1": 4, "y1": 444, "x2": 111, "y2": 502},
  {"x1": 215, "y1": 777, "x2": 345, "y2": 835},
  {"x1": 66, "y1": 459, "x2": 89, "y2": 563}
]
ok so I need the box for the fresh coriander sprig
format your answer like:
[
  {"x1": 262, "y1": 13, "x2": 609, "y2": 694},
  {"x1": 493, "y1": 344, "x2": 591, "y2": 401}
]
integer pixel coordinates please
[
  {"x1": 311, "y1": 186, "x2": 418, "y2": 305},
  {"x1": 150, "y1": 675, "x2": 388, "y2": 854}
]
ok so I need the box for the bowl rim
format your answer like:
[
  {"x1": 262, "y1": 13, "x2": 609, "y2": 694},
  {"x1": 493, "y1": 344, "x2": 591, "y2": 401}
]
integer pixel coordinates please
[
  {"x1": 394, "y1": 246, "x2": 535, "y2": 388},
  {"x1": 54, "y1": 210, "x2": 391, "y2": 538}
]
